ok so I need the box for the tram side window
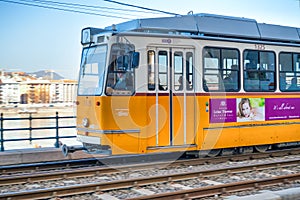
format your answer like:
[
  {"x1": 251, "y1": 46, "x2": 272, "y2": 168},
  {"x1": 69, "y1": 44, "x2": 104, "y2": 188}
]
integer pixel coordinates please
[
  {"x1": 203, "y1": 47, "x2": 239, "y2": 92},
  {"x1": 243, "y1": 50, "x2": 275, "y2": 92},
  {"x1": 279, "y1": 52, "x2": 300, "y2": 92},
  {"x1": 174, "y1": 51, "x2": 193, "y2": 91},
  {"x1": 158, "y1": 51, "x2": 168, "y2": 91},
  {"x1": 186, "y1": 52, "x2": 194, "y2": 90},
  {"x1": 174, "y1": 52, "x2": 183, "y2": 91},
  {"x1": 105, "y1": 44, "x2": 135, "y2": 95},
  {"x1": 148, "y1": 50, "x2": 155, "y2": 90}
]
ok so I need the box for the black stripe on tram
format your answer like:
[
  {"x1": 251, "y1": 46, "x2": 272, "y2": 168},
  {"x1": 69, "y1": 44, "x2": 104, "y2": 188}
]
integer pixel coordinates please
[{"x1": 169, "y1": 49, "x2": 173, "y2": 146}]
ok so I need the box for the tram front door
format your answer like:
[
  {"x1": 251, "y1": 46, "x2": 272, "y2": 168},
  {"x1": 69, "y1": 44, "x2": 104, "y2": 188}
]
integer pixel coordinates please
[{"x1": 147, "y1": 46, "x2": 196, "y2": 148}]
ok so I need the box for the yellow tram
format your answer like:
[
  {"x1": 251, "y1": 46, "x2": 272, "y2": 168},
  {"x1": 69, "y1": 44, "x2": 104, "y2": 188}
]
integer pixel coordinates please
[{"x1": 72, "y1": 14, "x2": 300, "y2": 156}]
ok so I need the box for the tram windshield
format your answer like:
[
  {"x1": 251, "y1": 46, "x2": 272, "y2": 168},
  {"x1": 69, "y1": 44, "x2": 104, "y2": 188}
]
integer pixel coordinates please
[
  {"x1": 78, "y1": 45, "x2": 107, "y2": 96},
  {"x1": 105, "y1": 43, "x2": 137, "y2": 95}
]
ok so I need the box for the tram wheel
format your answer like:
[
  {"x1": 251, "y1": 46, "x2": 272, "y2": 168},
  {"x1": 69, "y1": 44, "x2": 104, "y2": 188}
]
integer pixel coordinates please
[
  {"x1": 254, "y1": 145, "x2": 270, "y2": 153},
  {"x1": 239, "y1": 146, "x2": 254, "y2": 154},
  {"x1": 199, "y1": 149, "x2": 221, "y2": 157},
  {"x1": 221, "y1": 148, "x2": 235, "y2": 156}
]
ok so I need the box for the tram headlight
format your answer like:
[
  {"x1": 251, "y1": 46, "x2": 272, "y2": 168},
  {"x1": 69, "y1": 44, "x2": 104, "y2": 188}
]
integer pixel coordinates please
[{"x1": 82, "y1": 117, "x2": 89, "y2": 127}]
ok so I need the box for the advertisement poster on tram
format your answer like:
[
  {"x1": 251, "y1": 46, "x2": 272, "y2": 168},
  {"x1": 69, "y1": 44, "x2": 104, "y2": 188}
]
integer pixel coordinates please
[
  {"x1": 265, "y1": 98, "x2": 300, "y2": 120},
  {"x1": 209, "y1": 99, "x2": 236, "y2": 123},
  {"x1": 209, "y1": 98, "x2": 300, "y2": 123},
  {"x1": 236, "y1": 98, "x2": 265, "y2": 122}
]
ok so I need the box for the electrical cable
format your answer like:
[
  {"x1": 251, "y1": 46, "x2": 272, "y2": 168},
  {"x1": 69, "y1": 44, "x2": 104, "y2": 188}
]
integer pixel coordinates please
[
  {"x1": 0, "y1": 0, "x2": 132, "y2": 19},
  {"x1": 0, "y1": 0, "x2": 181, "y2": 20},
  {"x1": 24, "y1": 0, "x2": 159, "y2": 14},
  {"x1": 20, "y1": 0, "x2": 148, "y2": 17},
  {"x1": 102, "y1": 0, "x2": 180, "y2": 16}
]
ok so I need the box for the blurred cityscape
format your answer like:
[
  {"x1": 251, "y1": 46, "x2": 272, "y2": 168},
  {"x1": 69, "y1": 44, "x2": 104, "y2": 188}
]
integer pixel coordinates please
[{"x1": 0, "y1": 69, "x2": 77, "y2": 109}]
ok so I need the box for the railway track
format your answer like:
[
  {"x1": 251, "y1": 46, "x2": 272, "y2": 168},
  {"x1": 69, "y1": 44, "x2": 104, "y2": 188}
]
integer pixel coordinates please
[
  {"x1": 1, "y1": 147, "x2": 299, "y2": 176},
  {"x1": 128, "y1": 173, "x2": 300, "y2": 200},
  {"x1": 0, "y1": 152, "x2": 300, "y2": 199},
  {"x1": 0, "y1": 153, "x2": 299, "y2": 187},
  {"x1": 0, "y1": 151, "x2": 185, "y2": 175}
]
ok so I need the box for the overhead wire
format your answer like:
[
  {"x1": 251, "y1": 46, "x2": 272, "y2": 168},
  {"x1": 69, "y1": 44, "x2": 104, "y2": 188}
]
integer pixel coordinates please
[
  {"x1": 0, "y1": 0, "x2": 181, "y2": 20},
  {"x1": 19, "y1": 0, "x2": 149, "y2": 17},
  {"x1": 22, "y1": 0, "x2": 159, "y2": 14},
  {"x1": 0, "y1": 0, "x2": 132, "y2": 19},
  {"x1": 102, "y1": 0, "x2": 180, "y2": 16}
]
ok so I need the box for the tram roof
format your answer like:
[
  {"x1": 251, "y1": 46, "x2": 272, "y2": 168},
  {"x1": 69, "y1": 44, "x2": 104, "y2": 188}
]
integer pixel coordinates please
[{"x1": 105, "y1": 14, "x2": 300, "y2": 43}]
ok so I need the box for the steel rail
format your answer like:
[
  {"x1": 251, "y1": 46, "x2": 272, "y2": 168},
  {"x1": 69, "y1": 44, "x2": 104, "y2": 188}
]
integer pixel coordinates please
[
  {"x1": 0, "y1": 158, "x2": 100, "y2": 175},
  {"x1": 127, "y1": 173, "x2": 300, "y2": 200},
  {"x1": 0, "y1": 158, "x2": 299, "y2": 199},
  {"x1": 0, "y1": 151, "x2": 185, "y2": 175},
  {"x1": 0, "y1": 149, "x2": 300, "y2": 186},
  {"x1": 1, "y1": 151, "x2": 300, "y2": 187},
  {"x1": 1, "y1": 147, "x2": 299, "y2": 176}
]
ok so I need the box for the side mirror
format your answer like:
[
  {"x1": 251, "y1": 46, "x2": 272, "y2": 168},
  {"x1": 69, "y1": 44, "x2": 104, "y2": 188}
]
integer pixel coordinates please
[{"x1": 131, "y1": 52, "x2": 140, "y2": 68}]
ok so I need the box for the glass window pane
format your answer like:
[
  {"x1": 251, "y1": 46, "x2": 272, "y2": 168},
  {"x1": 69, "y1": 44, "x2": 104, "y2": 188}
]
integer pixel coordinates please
[
  {"x1": 280, "y1": 53, "x2": 300, "y2": 92},
  {"x1": 159, "y1": 74, "x2": 167, "y2": 90},
  {"x1": 244, "y1": 50, "x2": 258, "y2": 70},
  {"x1": 186, "y1": 52, "x2": 193, "y2": 90},
  {"x1": 279, "y1": 53, "x2": 292, "y2": 71},
  {"x1": 174, "y1": 52, "x2": 183, "y2": 91},
  {"x1": 158, "y1": 51, "x2": 167, "y2": 73},
  {"x1": 259, "y1": 52, "x2": 275, "y2": 70},
  {"x1": 204, "y1": 53, "x2": 219, "y2": 92},
  {"x1": 78, "y1": 45, "x2": 106, "y2": 96},
  {"x1": 286, "y1": 74, "x2": 300, "y2": 91},
  {"x1": 148, "y1": 51, "x2": 155, "y2": 90},
  {"x1": 222, "y1": 49, "x2": 239, "y2": 92},
  {"x1": 243, "y1": 50, "x2": 275, "y2": 92},
  {"x1": 203, "y1": 47, "x2": 239, "y2": 92},
  {"x1": 294, "y1": 53, "x2": 300, "y2": 72},
  {"x1": 158, "y1": 51, "x2": 168, "y2": 90},
  {"x1": 105, "y1": 43, "x2": 135, "y2": 95},
  {"x1": 204, "y1": 74, "x2": 221, "y2": 91},
  {"x1": 174, "y1": 52, "x2": 183, "y2": 73}
]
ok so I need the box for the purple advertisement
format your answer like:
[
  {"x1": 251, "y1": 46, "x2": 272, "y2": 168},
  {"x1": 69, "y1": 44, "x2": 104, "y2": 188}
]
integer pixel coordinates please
[
  {"x1": 265, "y1": 98, "x2": 300, "y2": 121},
  {"x1": 209, "y1": 97, "x2": 300, "y2": 123},
  {"x1": 209, "y1": 99, "x2": 236, "y2": 123}
]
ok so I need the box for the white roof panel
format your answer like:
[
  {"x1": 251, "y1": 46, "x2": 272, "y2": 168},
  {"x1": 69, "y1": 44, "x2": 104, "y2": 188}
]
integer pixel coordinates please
[
  {"x1": 103, "y1": 14, "x2": 300, "y2": 43},
  {"x1": 194, "y1": 14, "x2": 261, "y2": 39},
  {"x1": 258, "y1": 23, "x2": 300, "y2": 42}
]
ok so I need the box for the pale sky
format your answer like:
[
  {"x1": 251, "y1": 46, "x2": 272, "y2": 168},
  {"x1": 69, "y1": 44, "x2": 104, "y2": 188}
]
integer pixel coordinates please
[{"x1": 0, "y1": 0, "x2": 300, "y2": 79}]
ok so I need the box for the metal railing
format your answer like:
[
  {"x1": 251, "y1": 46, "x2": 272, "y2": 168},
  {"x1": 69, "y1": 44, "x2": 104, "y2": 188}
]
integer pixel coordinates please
[{"x1": 0, "y1": 112, "x2": 76, "y2": 151}]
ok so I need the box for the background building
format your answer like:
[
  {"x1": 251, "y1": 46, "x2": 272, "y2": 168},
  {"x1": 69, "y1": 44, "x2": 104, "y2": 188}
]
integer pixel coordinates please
[{"x1": 0, "y1": 70, "x2": 77, "y2": 105}]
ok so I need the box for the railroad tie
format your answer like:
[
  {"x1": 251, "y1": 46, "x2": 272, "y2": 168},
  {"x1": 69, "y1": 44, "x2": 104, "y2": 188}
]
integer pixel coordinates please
[
  {"x1": 94, "y1": 193, "x2": 120, "y2": 200},
  {"x1": 131, "y1": 188, "x2": 156, "y2": 195}
]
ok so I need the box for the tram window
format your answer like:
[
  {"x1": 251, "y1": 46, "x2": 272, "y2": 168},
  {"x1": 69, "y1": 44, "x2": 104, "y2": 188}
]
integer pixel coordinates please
[
  {"x1": 279, "y1": 52, "x2": 300, "y2": 92},
  {"x1": 243, "y1": 50, "x2": 275, "y2": 92},
  {"x1": 203, "y1": 47, "x2": 239, "y2": 92},
  {"x1": 148, "y1": 51, "x2": 155, "y2": 90},
  {"x1": 78, "y1": 45, "x2": 106, "y2": 96},
  {"x1": 158, "y1": 51, "x2": 168, "y2": 91},
  {"x1": 105, "y1": 43, "x2": 135, "y2": 95},
  {"x1": 186, "y1": 52, "x2": 194, "y2": 90},
  {"x1": 174, "y1": 52, "x2": 183, "y2": 91}
]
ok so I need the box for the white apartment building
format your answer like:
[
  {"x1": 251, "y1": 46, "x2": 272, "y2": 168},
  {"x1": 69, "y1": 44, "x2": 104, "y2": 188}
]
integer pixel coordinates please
[
  {"x1": 0, "y1": 72, "x2": 77, "y2": 105},
  {"x1": 50, "y1": 80, "x2": 77, "y2": 103},
  {"x1": 0, "y1": 79, "x2": 20, "y2": 104}
]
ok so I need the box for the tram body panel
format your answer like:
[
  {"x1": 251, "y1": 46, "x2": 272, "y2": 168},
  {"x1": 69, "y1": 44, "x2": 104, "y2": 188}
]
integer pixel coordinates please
[
  {"x1": 75, "y1": 15, "x2": 300, "y2": 156},
  {"x1": 202, "y1": 128, "x2": 240, "y2": 150},
  {"x1": 275, "y1": 123, "x2": 300, "y2": 142}
]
